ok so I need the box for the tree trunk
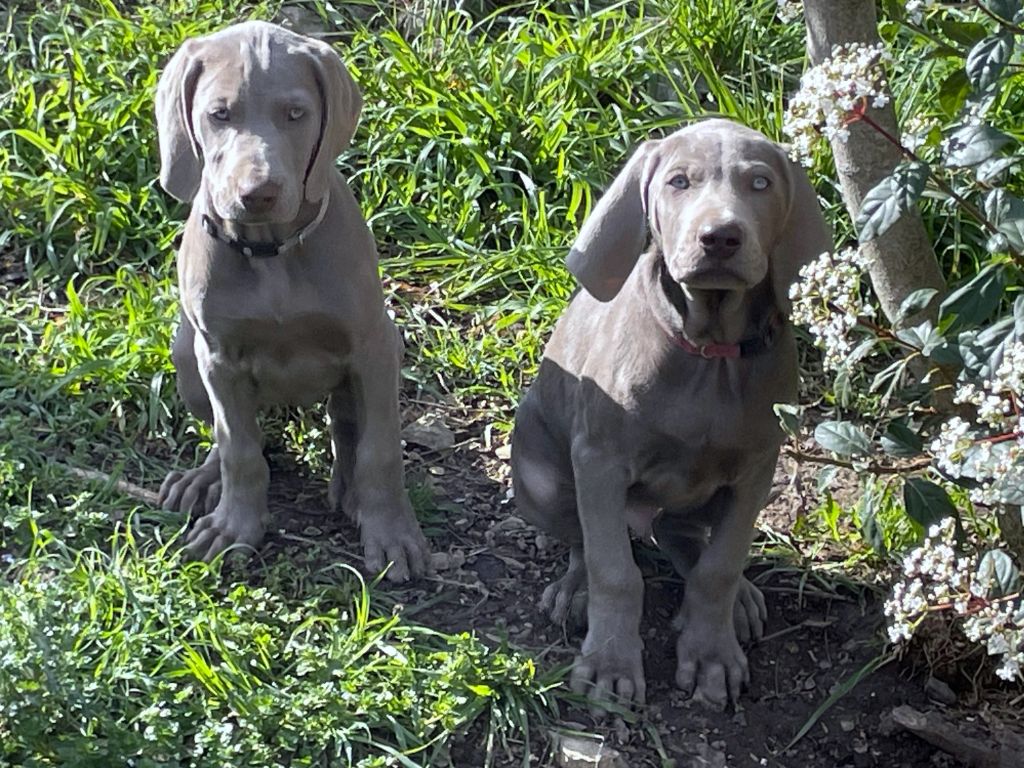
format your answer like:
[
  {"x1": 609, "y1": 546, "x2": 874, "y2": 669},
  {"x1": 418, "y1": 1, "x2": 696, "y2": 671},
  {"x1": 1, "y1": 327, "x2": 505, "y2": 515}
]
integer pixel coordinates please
[{"x1": 802, "y1": 0, "x2": 947, "y2": 326}]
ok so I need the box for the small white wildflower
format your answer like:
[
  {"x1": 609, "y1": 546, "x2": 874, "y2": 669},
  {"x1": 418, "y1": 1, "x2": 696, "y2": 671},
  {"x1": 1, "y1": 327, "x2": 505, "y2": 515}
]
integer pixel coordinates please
[
  {"x1": 888, "y1": 619, "x2": 913, "y2": 643},
  {"x1": 776, "y1": 0, "x2": 802, "y2": 23},
  {"x1": 993, "y1": 341, "x2": 1024, "y2": 395},
  {"x1": 901, "y1": 114, "x2": 938, "y2": 155},
  {"x1": 951, "y1": 366, "x2": 1023, "y2": 506},
  {"x1": 929, "y1": 417, "x2": 972, "y2": 478},
  {"x1": 996, "y1": 654, "x2": 1022, "y2": 681},
  {"x1": 784, "y1": 42, "x2": 894, "y2": 165},
  {"x1": 905, "y1": 0, "x2": 937, "y2": 25}
]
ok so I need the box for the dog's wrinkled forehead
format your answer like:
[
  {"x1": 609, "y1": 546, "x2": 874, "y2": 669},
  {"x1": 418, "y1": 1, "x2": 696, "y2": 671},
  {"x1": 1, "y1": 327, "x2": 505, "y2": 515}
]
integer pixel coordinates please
[
  {"x1": 193, "y1": 24, "x2": 314, "y2": 107},
  {"x1": 653, "y1": 121, "x2": 789, "y2": 185}
]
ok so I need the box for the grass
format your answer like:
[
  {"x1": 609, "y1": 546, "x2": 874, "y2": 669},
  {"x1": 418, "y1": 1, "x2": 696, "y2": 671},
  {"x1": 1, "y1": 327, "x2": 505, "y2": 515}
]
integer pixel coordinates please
[{"x1": 2, "y1": 0, "x2": 1011, "y2": 764}]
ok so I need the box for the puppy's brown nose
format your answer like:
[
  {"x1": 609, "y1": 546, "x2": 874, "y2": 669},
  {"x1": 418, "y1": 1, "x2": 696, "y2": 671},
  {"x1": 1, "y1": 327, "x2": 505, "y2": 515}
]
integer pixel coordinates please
[
  {"x1": 239, "y1": 180, "x2": 281, "y2": 215},
  {"x1": 699, "y1": 223, "x2": 743, "y2": 259}
]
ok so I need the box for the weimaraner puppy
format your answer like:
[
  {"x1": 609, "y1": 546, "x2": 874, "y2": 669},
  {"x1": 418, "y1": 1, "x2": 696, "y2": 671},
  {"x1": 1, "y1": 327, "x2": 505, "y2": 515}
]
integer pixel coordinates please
[
  {"x1": 512, "y1": 119, "x2": 832, "y2": 710},
  {"x1": 154, "y1": 20, "x2": 429, "y2": 579}
]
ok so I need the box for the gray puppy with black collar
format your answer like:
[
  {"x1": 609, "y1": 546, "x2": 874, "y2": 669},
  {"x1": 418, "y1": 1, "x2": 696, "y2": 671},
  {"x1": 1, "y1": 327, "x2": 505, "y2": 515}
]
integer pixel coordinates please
[{"x1": 155, "y1": 21, "x2": 428, "y2": 579}]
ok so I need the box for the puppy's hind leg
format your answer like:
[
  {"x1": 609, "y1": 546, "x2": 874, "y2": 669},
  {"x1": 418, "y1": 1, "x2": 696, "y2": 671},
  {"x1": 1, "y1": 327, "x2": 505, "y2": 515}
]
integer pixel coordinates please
[
  {"x1": 540, "y1": 546, "x2": 588, "y2": 627},
  {"x1": 511, "y1": 402, "x2": 586, "y2": 627},
  {"x1": 160, "y1": 315, "x2": 222, "y2": 516}
]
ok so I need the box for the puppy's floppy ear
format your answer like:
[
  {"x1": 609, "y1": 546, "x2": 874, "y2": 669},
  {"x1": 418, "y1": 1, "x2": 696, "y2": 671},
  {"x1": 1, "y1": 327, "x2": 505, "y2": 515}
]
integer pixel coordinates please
[
  {"x1": 566, "y1": 140, "x2": 662, "y2": 302},
  {"x1": 301, "y1": 38, "x2": 363, "y2": 202},
  {"x1": 771, "y1": 154, "x2": 834, "y2": 315},
  {"x1": 155, "y1": 38, "x2": 204, "y2": 203}
]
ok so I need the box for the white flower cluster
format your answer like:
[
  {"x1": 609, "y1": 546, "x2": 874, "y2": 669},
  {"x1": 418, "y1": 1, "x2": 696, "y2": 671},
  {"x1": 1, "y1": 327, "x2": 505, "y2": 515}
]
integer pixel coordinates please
[
  {"x1": 885, "y1": 518, "x2": 1023, "y2": 681},
  {"x1": 905, "y1": 0, "x2": 938, "y2": 25},
  {"x1": 789, "y1": 247, "x2": 875, "y2": 370},
  {"x1": 783, "y1": 43, "x2": 894, "y2": 166},
  {"x1": 929, "y1": 342, "x2": 1024, "y2": 504},
  {"x1": 776, "y1": 0, "x2": 802, "y2": 23}
]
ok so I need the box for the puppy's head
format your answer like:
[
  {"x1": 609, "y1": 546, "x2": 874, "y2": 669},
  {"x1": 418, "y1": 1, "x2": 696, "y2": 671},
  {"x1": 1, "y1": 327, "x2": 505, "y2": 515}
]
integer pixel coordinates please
[
  {"x1": 155, "y1": 20, "x2": 362, "y2": 223},
  {"x1": 567, "y1": 119, "x2": 833, "y2": 312}
]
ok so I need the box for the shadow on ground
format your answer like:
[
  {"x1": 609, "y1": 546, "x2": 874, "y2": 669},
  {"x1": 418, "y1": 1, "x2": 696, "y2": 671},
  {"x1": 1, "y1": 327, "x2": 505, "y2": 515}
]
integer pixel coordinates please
[{"x1": 233, "y1": 403, "x2": 969, "y2": 768}]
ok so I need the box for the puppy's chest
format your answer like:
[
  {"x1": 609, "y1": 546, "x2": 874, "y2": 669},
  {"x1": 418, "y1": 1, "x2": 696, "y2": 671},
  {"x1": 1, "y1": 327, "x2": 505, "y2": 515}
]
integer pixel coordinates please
[
  {"x1": 632, "y1": 438, "x2": 755, "y2": 509},
  {"x1": 211, "y1": 313, "x2": 352, "y2": 406},
  {"x1": 627, "y1": 399, "x2": 780, "y2": 508},
  {"x1": 191, "y1": 268, "x2": 355, "y2": 406}
]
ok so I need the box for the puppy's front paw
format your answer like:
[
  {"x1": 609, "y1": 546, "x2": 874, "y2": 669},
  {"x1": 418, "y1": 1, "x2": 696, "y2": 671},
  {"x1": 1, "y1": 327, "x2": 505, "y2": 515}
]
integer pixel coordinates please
[
  {"x1": 160, "y1": 464, "x2": 221, "y2": 516},
  {"x1": 359, "y1": 504, "x2": 430, "y2": 582},
  {"x1": 674, "y1": 621, "x2": 749, "y2": 711},
  {"x1": 570, "y1": 630, "x2": 646, "y2": 714},
  {"x1": 184, "y1": 502, "x2": 267, "y2": 563}
]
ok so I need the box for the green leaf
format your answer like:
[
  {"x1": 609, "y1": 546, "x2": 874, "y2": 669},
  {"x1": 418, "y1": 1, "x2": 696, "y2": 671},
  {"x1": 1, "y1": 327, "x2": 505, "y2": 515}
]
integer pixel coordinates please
[
  {"x1": 814, "y1": 421, "x2": 873, "y2": 457},
  {"x1": 833, "y1": 365, "x2": 854, "y2": 408},
  {"x1": 976, "y1": 156, "x2": 1019, "y2": 183},
  {"x1": 977, "y1": 549, "x2": 1021, "y2": 598},
  {"x1": 983, "y1": 189, "x2": 1024, "y2": 252},
  {"x1": 855, "y1": 162, "x2": 930, "y2": 242},
  {"x1": 928, "y1": 342, "x2": 964, "y2": 367},
  {"x1": 897, "y1": 288, "x2": 939, "y2": 323},
  {"x1": 939, "y1": 263, "x2": 1007, "y2": 332},
  {"x1": 936, "y1": 19, "x2": 988, "y2": 47},
  {"x1": 881, "y1": 421, "x2": 923, "y2": 457},
  {"x1": 985, "y1": 0, "x2": 1022, "y2": 20},
  {"x1": 944, "y1": 124, "x2": 1010, "y2": 167},
  {"x1": 937, "y1": 69, "x2": 970, "y2": 118},
  {"x1": 903, "y1": 478, "x2": 957, "y2": 528},
  {"x1": 966, "y1": 33, "x2": 1014, "y2": 90},
  {"x1": 774, "y1": 403, "x2": 802, "y2": 439},
  {"x1": 959, "y1": 315, "x2": 1016, "y2": 374},
  {"x1": 857, "y1": 483, "x2": 886, "y2": 554},
  {"x1": 817, "y1": 465, "x2": 840, "y2": 495},
  {"x1": 895, "y1": 320, "x2": 945, "y2": 356}
]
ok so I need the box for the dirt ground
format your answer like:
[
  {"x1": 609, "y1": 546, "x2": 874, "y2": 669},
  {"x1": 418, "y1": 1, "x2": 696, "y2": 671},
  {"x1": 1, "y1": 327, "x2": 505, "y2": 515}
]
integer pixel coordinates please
[{"x1": 253, "y1": 403, "x2": 1017, "y2": 768}]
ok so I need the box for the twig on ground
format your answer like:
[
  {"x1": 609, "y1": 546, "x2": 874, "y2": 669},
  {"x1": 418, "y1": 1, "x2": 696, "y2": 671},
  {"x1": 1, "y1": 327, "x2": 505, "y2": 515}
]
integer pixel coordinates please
[
  {"x1": 760, "y1": 617, "x2": 837, "y2": 644},
  {"x1": 58, "y1": 464, "x2": 160, "y2": 506},
  {"x1": 783, "y1": 447, "x2": 933, "y2": 475},
  {"x1": 890, "y1": 705, "x2": 1023, "y2": 768}
]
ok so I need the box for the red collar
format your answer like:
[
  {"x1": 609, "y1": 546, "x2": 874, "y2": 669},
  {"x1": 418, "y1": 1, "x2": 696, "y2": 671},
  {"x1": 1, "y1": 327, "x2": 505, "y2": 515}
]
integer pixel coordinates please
[{"x1": 666, "y1": 311, "x2": 783, "y2": 359}]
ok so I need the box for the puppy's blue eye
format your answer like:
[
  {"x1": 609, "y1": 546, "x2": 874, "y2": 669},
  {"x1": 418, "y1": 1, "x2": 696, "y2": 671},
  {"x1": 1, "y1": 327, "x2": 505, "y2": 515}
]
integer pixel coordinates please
[
  {"x1": 669, "y1": 174, "x2": 690, "y2": 190},
  {"x1": 210, "y1": 107, "x2": 230, "y2": 122},
  {"x1": 752, "y1": 175, "x2": 770, "y2": 191},
  {"x1": 287, "y1": 107, "x2": 305, "y2": 121}
]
